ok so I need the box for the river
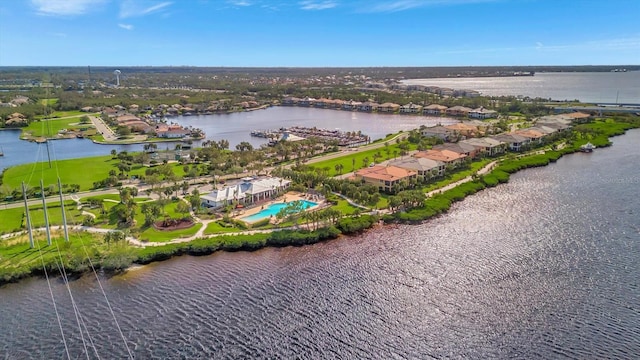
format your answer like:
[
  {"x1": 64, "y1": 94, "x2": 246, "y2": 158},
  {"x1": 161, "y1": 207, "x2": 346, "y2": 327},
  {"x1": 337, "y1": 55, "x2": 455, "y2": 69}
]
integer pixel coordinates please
[
  {"x1": 402, "y1": 71, "x2": 640, "y2": 104},
  {"x1": 0, "y1": 108, "x2": 455, "y2": 172},
  {"x1": 1, "y1": 130, "x2": 638, "y2": 358}
]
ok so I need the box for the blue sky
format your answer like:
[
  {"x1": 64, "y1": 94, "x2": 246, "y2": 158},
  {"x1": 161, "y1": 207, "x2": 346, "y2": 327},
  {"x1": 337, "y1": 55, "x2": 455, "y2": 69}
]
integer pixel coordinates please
[{"x1": 0, "y1": 0, "x2": 638, "y2": 66}]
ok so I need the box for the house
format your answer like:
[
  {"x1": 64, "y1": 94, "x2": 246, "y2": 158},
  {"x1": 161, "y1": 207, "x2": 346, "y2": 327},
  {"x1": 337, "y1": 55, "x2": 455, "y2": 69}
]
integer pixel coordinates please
[
  {"x1": 423, "y1": 104, "x2": 448, "y2": 116},
  {"x1": 445, "y1": 106, "x2": 473, "y2": 117},
  {"x1": 558, "y1": 111, "x2": 592, "y2": 122},
  {"x1": 490, "y1": 133, "x2": 531, "y2": 151},
  {"x1": 468, "y1": 107, "x2": 498, "y2": 119},
  {"x1": 282, "y1": 97, "x2": 300, "y2": 106},
  {"x1": 414, "y1": 149, "x2": 468, "y2": 166},
  {"x1": 116, "y1": 114, "x2": 140, "y2": 123},
  {"x1": 378, "y1": 103, "x2": 400, "y2": 113},
  {"x1": 514, "y1": 128, "x2": 546, "y2": 144},
  {"x1": 388, "y1": 157, "x2": 446, "y2": 179},
  {"x1": 161, "y1": 128, "x2": 190, "y2": 138},
  {"x1": 433, "y1": 142, "x2": 482, "y2": 158},
  {"x1": 358, "y1": 102, "x2": 379, "y2": 112},
  {"x1": 342, "y1": 100, "x2": 362, "y2": 111},
  {"x1": 445, "y1": 122, "x2": 480, "y2": 138},
  {"x1": 460, "y1": 137, "x2": 508, "y2": 157},
  {"x1": 331, "y1": 99, "x2": 345, "y2": 109},
  {"x1": 399, "y1": 102, "x2": 423, "y2": 114},
  {"x1": 298, "y1": 97, "x2": 315, "y2": 107},
  {"x1": 421, "y1": 125, "x2": 455, "y2": 141},
  {"x1": 201, "y1": 177, "x2": 291, "y2": 208},
  {"x1": 355, "y1": 165, "x2": 417, "y2": 192},
  {"x1": 314, "y1": 98, "x2": 329, "y2": 108}
]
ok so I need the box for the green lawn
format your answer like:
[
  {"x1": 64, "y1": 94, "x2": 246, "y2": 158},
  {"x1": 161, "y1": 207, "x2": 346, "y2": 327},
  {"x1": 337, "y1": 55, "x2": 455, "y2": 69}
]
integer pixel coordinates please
[
  {"x1": 422, "y1": 159, "x2": 491, "y2": 193},
  {"x1": 23, "y1": 117, "x2": 95, "y2": 138},
  {"x1": 310, "y1": 142, "x2": 415, "y2": 177},
  {"x1": 139, "y1": 223, "x2": 203, "y2": 242},
  {"x1": 2, "y1": 155, "x2": 116, "y2": 191},
  {"x1": 331, "y1": 199, "x2": 364, "y2": 215},
  {"x1": 0, "y1": 201, "x2": 83, "y2": 234},
  {"x1": 203, "y1": 221, "x2": 242, "y2": 235}
]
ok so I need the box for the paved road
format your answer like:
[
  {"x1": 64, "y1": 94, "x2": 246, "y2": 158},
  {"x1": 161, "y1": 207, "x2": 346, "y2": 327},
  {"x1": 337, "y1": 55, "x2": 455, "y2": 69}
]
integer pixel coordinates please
[{"x1": 90, "y1": 115, "x2": 119, "y2": 141}]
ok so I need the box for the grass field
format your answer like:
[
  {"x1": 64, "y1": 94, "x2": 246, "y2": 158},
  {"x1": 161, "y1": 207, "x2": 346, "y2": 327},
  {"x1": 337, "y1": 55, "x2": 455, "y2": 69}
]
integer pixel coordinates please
[
  {"x1": 203, "y1": 221, "x2": 243, "y2": 235},
  {"x1": 0, "y1": 201, "x2": 83, "y2": 234},
  {"x1": 139, "y1": 223, "x2": 203, "y2": 242},
  {"x1": 23, "y1": 117, "x2": 94, "y2": 138},
  {"x1": 422, "y1": 159, "x2": 491, "y2": 193},
  {"x1": 309, "y1": 142, "x2": 415, "y2": 177},
  {"x1": 1, "y1": 155, "x2": 189, "y2": 192},
  {"x1": 2, "y1": 155, "x2": 117, "y2": 190},
  {"x1": 332, "y1": 199, "x2": 363, "y2": 215}
]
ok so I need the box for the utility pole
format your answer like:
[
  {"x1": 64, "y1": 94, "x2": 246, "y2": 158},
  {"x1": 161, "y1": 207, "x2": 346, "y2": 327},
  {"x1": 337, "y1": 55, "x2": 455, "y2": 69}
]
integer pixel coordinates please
[
  {"x1": 40, "y1": 179, "x2": 52, "y2": 245},
  {"x1": 58, "y1": 178, "x2": 69, "y2": 242},
  {"x1": 21, "y1": 182, "x2": 34, "y2": 249}
]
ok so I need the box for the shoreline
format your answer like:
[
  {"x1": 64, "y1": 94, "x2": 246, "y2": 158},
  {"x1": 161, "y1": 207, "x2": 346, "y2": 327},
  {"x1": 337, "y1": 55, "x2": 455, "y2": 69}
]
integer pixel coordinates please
[{"x1": 1, "y1": 122, "x2": 638, "y2": 286}]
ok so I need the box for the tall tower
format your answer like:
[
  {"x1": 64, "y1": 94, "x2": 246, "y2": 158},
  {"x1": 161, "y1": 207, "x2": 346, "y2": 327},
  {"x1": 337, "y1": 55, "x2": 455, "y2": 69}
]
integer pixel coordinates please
[{"x1": 114, "y1": 69, "x2": 121, "y2": 87}]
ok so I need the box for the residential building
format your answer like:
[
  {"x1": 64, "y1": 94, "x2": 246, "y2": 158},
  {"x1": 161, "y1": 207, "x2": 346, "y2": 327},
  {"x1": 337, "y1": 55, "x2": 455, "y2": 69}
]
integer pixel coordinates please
[
  {"x1": 378, "y1": 102, "x2": 401, "y2": 113},
  {"x1": 355, "y1": 165, "x2": 417, "y2": 192},
  {"x1": 460, "y1": 137, "x2": 508, "y2": 156},
  {"x1": 445, "y1": 106, "x2": 473, "y2": 117},
  {"x1": 423, "y1": 104, "x2": 448, "y2": 116},
  {"x1": 358, "y1": 102, "x2": 379, "y2": 112},
  {"x1": 201, "y1": 177, "x2": 291, "y2": 208},
  {"x1": 342, "y1": 100, "x2": 362, "y2": 111},
  {"x1": 389, "y1": 157, "x2": 446, "y2": 179},
  {"x1": 468, "y1": 107, "x2": 498, "y2": 119},
  {"x1": 514, "y1": 128, "x2": 546, "y2": 144},
  {"x1": 399, "y1": 102, "x2": 423, "y2": 114},
  {"x1": 433, "y1": 142, "x2": 482, "y2": 158},
  {"x1": 414, "y1": 149, "x2": 468, "y2": 166},
  {"x1": 282, "y1": 97, "x2": 300, "y2": 106},
  {"x1": 490, "y1": 133, "x2": 530, "y2": 151},
  {"x1": 421, "y1": 125, "x2": 455, "y2": 141},
  {"x1": 445, "y1": 122, "x2": 480, "y2": 138}
]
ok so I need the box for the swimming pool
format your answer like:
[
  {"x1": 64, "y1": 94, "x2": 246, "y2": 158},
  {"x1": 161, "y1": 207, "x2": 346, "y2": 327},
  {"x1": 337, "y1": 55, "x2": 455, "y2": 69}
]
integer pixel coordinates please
[{"x1": 240, "y1": 200, "x2": 317, "y2": 223}]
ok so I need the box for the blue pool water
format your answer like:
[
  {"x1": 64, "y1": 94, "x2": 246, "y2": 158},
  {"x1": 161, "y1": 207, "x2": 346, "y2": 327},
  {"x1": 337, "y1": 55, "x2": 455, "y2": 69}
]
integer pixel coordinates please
[{"x1": 241, "y1": 200, "x2": 317, "y2": 223}]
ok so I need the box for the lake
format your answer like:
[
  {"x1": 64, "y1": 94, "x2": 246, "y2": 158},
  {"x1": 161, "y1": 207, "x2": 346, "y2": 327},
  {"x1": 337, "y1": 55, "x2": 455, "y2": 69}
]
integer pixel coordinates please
[
  {"x1": 402, "y1": 71, "x2": 640, "y2": 104},
  {"x1": 0, "y1": 108, "x2": 455, "y2": 172}
]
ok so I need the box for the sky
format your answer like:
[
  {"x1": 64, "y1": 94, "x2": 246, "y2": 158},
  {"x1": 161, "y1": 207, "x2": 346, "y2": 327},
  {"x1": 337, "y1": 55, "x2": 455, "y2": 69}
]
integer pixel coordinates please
[{"x1": 0, "y1": 0, "x2": 639, "y2": 67}]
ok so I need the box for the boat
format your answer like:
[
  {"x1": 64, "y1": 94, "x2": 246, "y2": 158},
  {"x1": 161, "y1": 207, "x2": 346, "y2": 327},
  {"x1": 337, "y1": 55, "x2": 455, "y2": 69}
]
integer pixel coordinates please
[
  {"x1": 580, "y1": 142, "x2": 596, "y2": 152},
  {"x1": 0, "y1": 146, "x2": 3, "y2": 156}
]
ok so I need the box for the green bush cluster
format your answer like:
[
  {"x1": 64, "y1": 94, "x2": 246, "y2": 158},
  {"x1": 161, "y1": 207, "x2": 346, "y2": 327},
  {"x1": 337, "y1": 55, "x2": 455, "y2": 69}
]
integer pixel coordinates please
[
  {"x1": 336, "y1": 214, "x2": 378, "y2": 234},
  {"x1": 267, "y1": 227, "x2": 341, "y2": 246}
]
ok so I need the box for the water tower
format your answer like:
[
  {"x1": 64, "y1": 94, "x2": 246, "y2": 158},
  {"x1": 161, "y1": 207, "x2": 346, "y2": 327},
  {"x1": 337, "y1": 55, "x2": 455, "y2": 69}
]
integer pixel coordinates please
[{"x1": 114, "y1": 69, "x2": 121, "y2": 87}]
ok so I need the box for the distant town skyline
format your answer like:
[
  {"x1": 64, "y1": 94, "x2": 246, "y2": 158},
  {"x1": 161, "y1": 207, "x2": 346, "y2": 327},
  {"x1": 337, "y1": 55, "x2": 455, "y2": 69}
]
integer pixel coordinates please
[{"x1": 1, "y1": 0, "x2": 639, "y2": 67}]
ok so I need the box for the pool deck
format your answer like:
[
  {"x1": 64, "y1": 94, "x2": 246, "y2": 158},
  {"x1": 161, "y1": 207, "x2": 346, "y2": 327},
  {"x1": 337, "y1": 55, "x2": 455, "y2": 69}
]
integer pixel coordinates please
[{"x1": 235, "y1": 191, "x2": 323, "y2": 224}]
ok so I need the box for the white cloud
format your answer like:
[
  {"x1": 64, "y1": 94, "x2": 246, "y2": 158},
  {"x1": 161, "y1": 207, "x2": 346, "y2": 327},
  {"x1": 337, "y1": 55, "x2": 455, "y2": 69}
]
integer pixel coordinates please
[
  {"x1": 366, "y1": 0, "x2": 498, "y2": 12},
  {"x1": 118, "y1": 23, "x2": 134, "y2": 30},
  {"x1": 227, "y1": 0, "x2": 252, "y2": 6},
  {"x1": 31, "y1": 0, "x2": 107, "y2": 16},
  {"x1": 119, "y1": 0, "x2": 173, "y2": 18},
  {"x1": 299, "y1": 1, "x2": 337, "y2": 10}
]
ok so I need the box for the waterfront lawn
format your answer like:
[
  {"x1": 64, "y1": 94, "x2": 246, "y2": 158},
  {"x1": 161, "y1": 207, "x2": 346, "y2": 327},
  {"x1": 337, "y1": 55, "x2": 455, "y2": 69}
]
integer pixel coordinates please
[
  {"x1": 309, "y1": 142, "x2": 415, "y2": 177},
  {"x1": 331, "y1": 199, "x2": 363, "y2": 215},
  {"x1": 2, "y1": 155, "x2": 116, "y2": 191},
  {"x1": 422, "y1": 159, "x2": 491, "y2": 193},
  {"x1": 139, "y1": 223, "x2": 202, "y2": 243},
  {"x1": 203, "y1": 221, "x2": 242, "y2": 235},
  {"x1": 23, "y1": 117, "x2": 93, "y2": 138}
]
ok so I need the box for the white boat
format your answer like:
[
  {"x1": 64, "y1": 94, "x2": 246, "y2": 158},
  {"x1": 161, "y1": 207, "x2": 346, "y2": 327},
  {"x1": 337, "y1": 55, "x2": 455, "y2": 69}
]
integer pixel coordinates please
[{"x1": 580, "y1": 142, "x2": 596, "y2": 152}]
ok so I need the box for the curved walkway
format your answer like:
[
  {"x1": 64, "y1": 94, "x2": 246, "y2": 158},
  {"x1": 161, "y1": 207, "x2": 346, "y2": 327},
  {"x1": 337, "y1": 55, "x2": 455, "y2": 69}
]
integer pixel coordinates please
[{"x1": 426, "y1": 160, "x2": 497, "y2": 197}]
